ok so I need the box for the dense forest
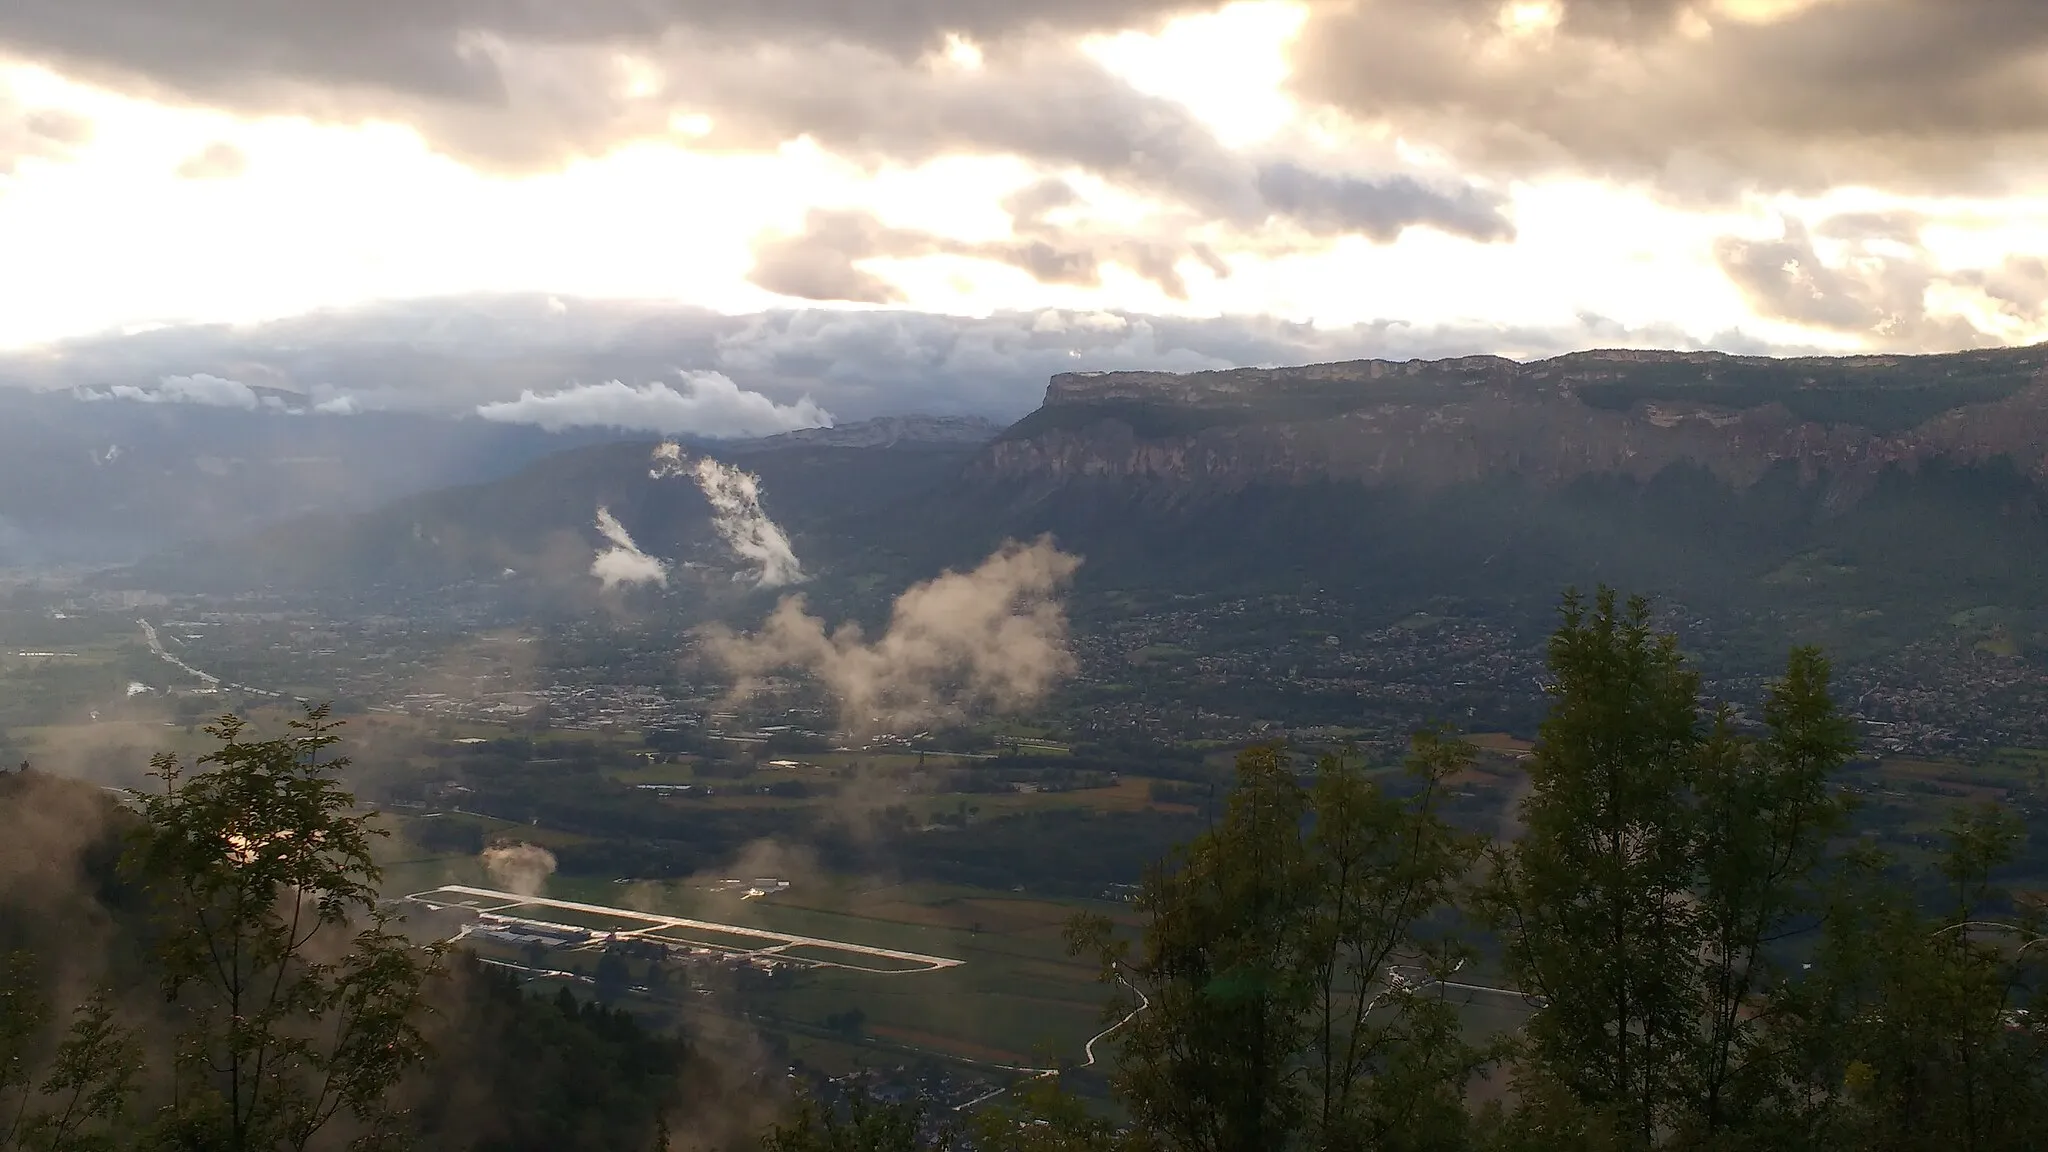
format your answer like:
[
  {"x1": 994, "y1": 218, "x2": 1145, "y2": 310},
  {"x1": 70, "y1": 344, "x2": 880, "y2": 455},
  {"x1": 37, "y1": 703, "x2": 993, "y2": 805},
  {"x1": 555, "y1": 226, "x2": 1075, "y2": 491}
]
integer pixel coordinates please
[{"x1": 3, "y1": 588, "x2": 2044, "y2": 1150}]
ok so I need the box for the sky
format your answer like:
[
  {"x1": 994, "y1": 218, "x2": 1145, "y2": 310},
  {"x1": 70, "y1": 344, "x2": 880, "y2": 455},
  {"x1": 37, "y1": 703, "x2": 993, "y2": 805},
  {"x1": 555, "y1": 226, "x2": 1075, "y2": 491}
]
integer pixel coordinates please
[{"x1": 5, "y1": 1, "x2": 2048, "y2": 430}]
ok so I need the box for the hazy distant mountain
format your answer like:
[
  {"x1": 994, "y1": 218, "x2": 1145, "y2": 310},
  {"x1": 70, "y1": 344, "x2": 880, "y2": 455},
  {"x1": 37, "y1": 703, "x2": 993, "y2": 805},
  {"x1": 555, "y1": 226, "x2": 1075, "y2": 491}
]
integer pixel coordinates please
[
  {"x1": 126, "y1": 436, "x2": 979, "y2": 611},
  {"x1": 0, "y1": 388, "x2": 621, "y2": 568},
  {"x1": 726, "y1": 415, "x2": 1002, "y2": 452}
]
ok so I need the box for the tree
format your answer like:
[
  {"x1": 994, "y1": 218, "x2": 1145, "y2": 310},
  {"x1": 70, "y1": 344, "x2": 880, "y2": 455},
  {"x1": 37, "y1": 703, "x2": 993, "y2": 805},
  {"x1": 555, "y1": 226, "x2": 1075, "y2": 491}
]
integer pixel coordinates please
[
  {"x1": 0, "y1": 953, "x2": 140, "y2": 1152},
  {"x1": 1484, "y1": 589, "x2": 1855, "y2": 1149},
  {"x1": 761, "y1": 1090, "x2": 953, "y2": 1152},
  {"x1": 968, "y1": 1076, "x2": 1141, "y2": 1152},
  {"x1": 126, "y1": 706, "x2": 443, "y2": 1152},
  {"x1": 595, "y1": 948, "x2": 633, "y2": 1006},
  {"x1": 1765, "y1": 806, "x2": 2048, "y2": 1152},
  {"x1": 1072, "y1": 734, "x2": 1486, "y2": 1152}
]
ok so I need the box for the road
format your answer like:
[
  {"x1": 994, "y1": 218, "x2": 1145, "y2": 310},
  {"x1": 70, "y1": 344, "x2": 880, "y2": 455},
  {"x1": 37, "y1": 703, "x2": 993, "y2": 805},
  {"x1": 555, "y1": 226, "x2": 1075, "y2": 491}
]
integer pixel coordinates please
[
  {"x1": 137, "y1": 618, "x2": 305, "y2": 702},
  {"x1": 951, "y1": 977, "x2": 1151, "y2": 1113}
]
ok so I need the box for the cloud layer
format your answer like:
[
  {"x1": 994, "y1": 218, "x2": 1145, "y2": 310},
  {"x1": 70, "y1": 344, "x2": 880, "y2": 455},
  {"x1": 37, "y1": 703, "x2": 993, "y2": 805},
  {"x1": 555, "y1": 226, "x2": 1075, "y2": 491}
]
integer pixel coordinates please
[
  {"x1": 474, "y1": 372, "x2": 832, "y2": 437},
  {"x1": 78, "y1": 372, "x2": 263, "y2": 408},
  {"x1": 1290, "y1": 0, "x2": 2048, "y2": 199},
  {"x1": 3, "y1": 295, "x2": 1817, "y2": 425},
  {"x1": 11, "y1": 1, "x2": 2044, "y2": 204}
]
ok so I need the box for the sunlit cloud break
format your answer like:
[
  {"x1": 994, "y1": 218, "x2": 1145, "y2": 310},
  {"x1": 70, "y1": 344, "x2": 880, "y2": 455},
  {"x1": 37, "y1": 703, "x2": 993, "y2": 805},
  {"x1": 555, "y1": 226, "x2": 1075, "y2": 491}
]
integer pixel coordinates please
[
  {"x1": 474, "y1": 372, "x2": 832, "y2": 437},
  {"x1": 590, "y1": 506, "x2": 668, "y2": 591},
  {"x1": 650, "y1": 442, "x2": 805, "y2": 587}
]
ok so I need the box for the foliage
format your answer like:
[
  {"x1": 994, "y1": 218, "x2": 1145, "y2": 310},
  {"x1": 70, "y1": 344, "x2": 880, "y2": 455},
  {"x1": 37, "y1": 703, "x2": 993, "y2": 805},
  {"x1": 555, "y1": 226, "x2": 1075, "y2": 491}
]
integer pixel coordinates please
[
  {"x1": 127, "y1": 705, "x2": 443, "y2": 1152},
  {"x1": 760, "y1": 1090, "x2": 954, "y2": 1152},
  {"x1": 1070, "y1": 732, "x2": 1488, "y2": 1152},
  {"x1": 1761, "y1": 808, "x2": 2048, "y2": 1152},
  {"x1": 0, "y1": 953, "x2": 141, "y2": 1152},
  {"x1": 407, "y1": 958, "x2": 691, "y2": 1152},
  {"x1": 1479, "y1": 589, "x2": 1859, "y2": 1148}
]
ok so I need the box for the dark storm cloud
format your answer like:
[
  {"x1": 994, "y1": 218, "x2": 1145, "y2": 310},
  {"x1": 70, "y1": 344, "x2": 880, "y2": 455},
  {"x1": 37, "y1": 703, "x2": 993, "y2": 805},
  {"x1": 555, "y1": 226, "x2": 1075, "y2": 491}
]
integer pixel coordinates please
[
  {"x1": 0, "y1": 294, "x2": 1807, "y2": 424},
  {"x1": 1290, "y1": 0, "x2": 2048, "y2": 197},
  {"x1": 1711, "y1": 213, "x2": 2043, "y2": 349}
]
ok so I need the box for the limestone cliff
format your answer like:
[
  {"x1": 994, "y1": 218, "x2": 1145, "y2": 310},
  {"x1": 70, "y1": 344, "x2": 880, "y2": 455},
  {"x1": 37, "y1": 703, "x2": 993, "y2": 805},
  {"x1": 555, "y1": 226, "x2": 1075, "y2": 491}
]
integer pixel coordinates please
[{"x1": 971, "y1": 346, "x2": 2048, "y2": 504}]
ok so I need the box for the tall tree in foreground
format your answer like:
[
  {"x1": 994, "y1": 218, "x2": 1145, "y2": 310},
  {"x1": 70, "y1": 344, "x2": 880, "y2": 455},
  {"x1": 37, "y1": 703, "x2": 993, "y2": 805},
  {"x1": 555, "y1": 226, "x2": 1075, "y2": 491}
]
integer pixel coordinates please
[
  {"x1": 1071, "y1": 734, "x2": 1487, "y2": 1152},
  {"x1": 127, "y1": 707, "x2": 442, "y2": 1152},
  {"x1": 1484, "y1": 588, "x2": 1855, "y2": 1150}
]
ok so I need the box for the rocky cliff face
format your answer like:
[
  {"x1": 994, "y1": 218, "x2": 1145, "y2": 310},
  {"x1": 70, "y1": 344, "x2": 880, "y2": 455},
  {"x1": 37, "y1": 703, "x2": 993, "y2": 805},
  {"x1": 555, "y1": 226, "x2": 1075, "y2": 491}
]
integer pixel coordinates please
[{"x1": 972, "y1": 346, "x2": 2048, "y2": 504}]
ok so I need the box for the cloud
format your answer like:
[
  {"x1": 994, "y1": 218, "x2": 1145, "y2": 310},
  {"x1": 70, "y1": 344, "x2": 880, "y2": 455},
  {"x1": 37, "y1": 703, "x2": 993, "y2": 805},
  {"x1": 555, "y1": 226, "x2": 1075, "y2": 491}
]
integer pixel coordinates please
[
  {"x1": 590, "y1": 505, "x2": 668, "y2": 591},
  {"x1": 473, "y1": 372, "x2": 832, "y2": 437},
  {"x1": 1289, "y1": 0, "x2": 2048, "y2": 199},
  {"x1": 0, "y1": 3, "x2": 1512, "y2": 250},
  {"x1": 4, "y1": 295, "x2": 1819, "y2": 425},
  {"x1": 480, "y1": 841, "x2": 557, "y2": 897},
  {"x1": 77, "y1": 372, "x2": 262, "y2": 408},
  {"x1": 704, "y1": 536, "x2": 1081, "y2": 733},
  {"x1": 173, "y1": 139, "x2": 247, "y2": 179},
  {"x1": 0, "y1": 93, "x2": 90, "y2": 174},
  {"x1": 1712, "y1": 212, "x2": 2043, "y2": 348},
  {"x1": 747, "y1": 206, "x2": 1228, "y2": 303},
  {"x1": 683, "y1": 38, "x2": 1511, "y2": 245},
  {"x1": 650, "y1": 443, "x2": 805, "y2": 587},
  {"x1": 8, "y1": 0, "x2": 2042, "y2": 213},
  {"x1": 0, "y1": 2, "x2": 1197, "y2": 174}
]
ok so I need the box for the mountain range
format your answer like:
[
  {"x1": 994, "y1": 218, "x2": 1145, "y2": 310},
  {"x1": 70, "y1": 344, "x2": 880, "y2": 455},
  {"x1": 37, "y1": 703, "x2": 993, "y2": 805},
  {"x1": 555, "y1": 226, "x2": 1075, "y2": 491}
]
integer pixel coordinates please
[{"x1": 107, "y1": 344, "x2": 2048, "y2": 661}]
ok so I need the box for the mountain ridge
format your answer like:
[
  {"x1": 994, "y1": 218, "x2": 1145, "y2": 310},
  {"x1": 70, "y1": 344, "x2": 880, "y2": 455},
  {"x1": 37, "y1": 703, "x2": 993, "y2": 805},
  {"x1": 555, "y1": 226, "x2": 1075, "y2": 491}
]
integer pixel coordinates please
[{"x1": 976, "y1": 343, "x2": 2048, "y2": 508}]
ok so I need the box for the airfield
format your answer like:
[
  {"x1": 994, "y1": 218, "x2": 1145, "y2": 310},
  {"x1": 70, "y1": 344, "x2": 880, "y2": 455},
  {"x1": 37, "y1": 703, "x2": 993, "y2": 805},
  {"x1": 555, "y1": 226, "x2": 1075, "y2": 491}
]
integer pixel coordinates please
[{"x1": 404, "y1": 884, "x2": 965, "y2": 975}]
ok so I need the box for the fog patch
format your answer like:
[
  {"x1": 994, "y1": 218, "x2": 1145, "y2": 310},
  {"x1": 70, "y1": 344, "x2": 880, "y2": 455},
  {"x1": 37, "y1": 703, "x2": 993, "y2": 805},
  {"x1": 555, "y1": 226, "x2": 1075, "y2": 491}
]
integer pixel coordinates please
[
  {"x1": 480, "y1": 841, "x2": 557, "y2": 897},
  {"x1": 704, "y1": 537, "x2": 1080, "y2": 734}
]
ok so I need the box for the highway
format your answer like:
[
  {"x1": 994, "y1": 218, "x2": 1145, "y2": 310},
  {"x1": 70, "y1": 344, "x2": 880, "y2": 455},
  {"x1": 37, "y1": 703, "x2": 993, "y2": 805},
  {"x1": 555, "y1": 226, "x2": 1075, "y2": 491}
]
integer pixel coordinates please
[{"x1": 137, "y1": 618, "x2": 305, "y2": 702}]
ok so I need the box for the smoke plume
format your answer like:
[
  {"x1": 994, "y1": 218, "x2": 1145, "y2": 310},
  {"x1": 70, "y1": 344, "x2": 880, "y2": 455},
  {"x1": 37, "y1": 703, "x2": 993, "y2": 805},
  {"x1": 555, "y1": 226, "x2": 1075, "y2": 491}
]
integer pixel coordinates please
[
  {"x1": 649, "y1": 442, "x2": 804, "y2": 587},
  {"x1": 480, "y1": 842, "x2": 558, "y2": 897},
  {"x1": 704, "y1": 537, "x2": 1081, "y2": 733},
  {"x1": 589, "y1": 506, "x2": 668, "y2": 591}
]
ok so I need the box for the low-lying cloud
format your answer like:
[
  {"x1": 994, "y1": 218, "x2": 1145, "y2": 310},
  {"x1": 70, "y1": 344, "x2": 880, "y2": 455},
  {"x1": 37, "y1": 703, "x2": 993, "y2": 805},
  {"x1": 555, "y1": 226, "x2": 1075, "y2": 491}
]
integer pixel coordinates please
[
  {"x1": 77, "y1": 373, "x2": 263, "y2": 409},
  {"x1": 7, "y1": 295, "x2": 1813, "y2": 427},
  {"x1": 474, "y1": 372, "x2": 832, "y2": 437},
  {"x1": 590, "y1": 506, "x2": 669, "y2": 591},
  {"x1": 650, "y1": 442, "x2": 804, "y2": 587},
  {"x1": 480, "y1": 841, "x2": 558, "y2": 897},
  {"x1": 704, "y1": 536, "x2": 1081, "y2": 733}
]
